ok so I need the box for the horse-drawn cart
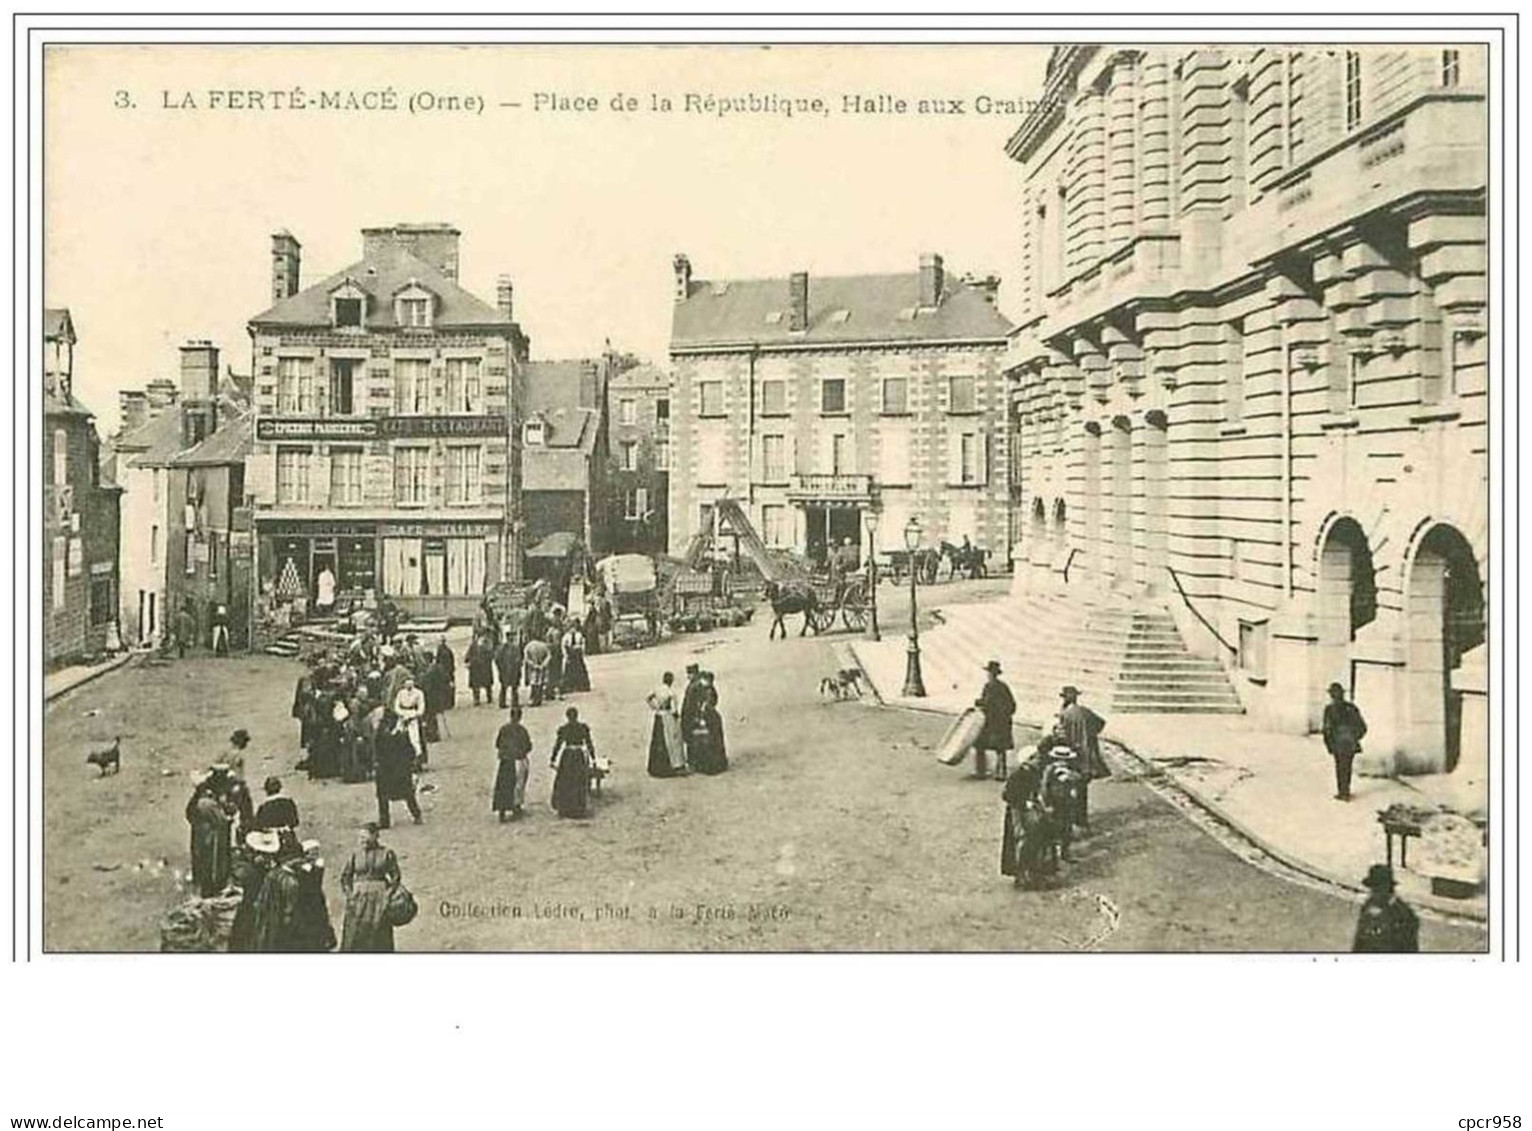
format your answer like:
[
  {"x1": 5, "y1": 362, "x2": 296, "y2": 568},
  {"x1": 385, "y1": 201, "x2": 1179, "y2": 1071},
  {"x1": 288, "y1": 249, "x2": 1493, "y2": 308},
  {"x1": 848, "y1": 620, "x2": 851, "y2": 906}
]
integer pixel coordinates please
[
  {"x1": 664, "y1": 566, "x2": 755, "y2": 633},
  {"x1": 804, "y1": 573, "x2": 872, "y2": 633},
  {"x1": 596, "y1": 554, "x2": 662, "y2": 648}
]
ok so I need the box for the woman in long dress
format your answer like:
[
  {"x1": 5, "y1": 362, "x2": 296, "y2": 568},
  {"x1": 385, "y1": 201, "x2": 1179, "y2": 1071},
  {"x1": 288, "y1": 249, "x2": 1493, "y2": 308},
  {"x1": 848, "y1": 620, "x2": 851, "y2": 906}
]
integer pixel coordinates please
[
  {"x1": 340, "y1": 822, "x2": 401, "y2": 952},
  {"x1": 393, "y1": 674, "x2": 427, "y2": 768},
  {"x1": 691, "y1": 672, "x2": 730, "y2": 775},
  {"x1": 549, "y1": 707, "x2": 595, "y2": 819},
  {"x1": 493, "y1": 707, "x2": 533, "y2": 821},
  {"x1": 561, "y1": 625, "x2": 591, "y2": 694},
  {"x1": 646, "y1": 671, "x2": 687, "y2": 777},
  {"x1": 466, "y1": 632, "x2": 496, "y2": 706},
  {"x1": 185, "y1": 777, "x2": 232, "y2": 897}
]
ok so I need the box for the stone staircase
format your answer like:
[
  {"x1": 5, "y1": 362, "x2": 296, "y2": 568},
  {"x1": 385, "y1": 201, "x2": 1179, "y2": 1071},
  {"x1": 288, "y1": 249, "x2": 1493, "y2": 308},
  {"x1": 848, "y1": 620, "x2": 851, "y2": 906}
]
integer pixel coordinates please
[{"x1": 906, "y1": 590, "x2": 1244, "y2": 716}]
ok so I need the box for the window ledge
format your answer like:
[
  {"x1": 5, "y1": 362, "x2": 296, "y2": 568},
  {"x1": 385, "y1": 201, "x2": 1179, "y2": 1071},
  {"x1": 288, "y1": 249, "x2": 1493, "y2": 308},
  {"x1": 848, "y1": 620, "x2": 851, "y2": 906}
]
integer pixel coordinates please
[
  {"x1": 879, "y1": 411, "x2": 913, "y2": 418},
  {"x1": 697, "y1": 413, "x2": 729, "y2": 420},
  {"x1": 945, "y1": 409, "x2": 982, "y2": 417},
  {"x1": 819, "y1": 411, "x2": 852, "y2": 419},
  {"x1": 759, "y1": 411, "x2": 791, "y2": 419},
  {"x1": 1320, "y1": 414, "x2": 1360, "y2": 431},
  {"x1": 1410, "y1": 407, "x2": 1462, "y2": 425},
  {"x1": 1218, "y1": 422, "x2": 1248, "y2": 436}
]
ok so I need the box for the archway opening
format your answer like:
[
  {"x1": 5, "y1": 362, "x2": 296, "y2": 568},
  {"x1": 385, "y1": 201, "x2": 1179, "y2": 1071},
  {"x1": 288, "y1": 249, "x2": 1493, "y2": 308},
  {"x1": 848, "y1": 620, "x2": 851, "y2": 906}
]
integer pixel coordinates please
[
  {"x1": 1316, "y1": 517, "x2": 1377, "y2": 721},
  {"x1": 1407, "y1": 523, "x2": 1484, "y2": 772}
]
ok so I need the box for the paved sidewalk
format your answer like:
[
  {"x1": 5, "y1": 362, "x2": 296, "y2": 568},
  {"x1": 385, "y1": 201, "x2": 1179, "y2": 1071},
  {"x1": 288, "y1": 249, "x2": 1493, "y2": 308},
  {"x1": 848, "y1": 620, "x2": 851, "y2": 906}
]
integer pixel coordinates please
[
  {"x1": 44, "y1": 652, "x2": 136, "y2": 703},
  {"x1": 850, "y1": 633, "x2": 1489, "y2": 923}
]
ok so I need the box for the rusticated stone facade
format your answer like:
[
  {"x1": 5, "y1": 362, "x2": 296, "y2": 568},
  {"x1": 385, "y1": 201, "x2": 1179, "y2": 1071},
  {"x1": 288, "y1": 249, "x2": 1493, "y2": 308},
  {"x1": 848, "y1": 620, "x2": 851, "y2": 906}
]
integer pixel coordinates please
[{"x1": 1006, "y1": 46, "x2": 1488, "y2": 782}]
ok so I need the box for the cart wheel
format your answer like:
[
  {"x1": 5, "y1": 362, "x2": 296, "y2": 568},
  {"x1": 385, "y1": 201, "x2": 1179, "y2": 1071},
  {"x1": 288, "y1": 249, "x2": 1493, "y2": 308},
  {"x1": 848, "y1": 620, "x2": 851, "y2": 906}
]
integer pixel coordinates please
[
  {"x1": 808, "y1": 607, "x2": 836, "y2": 634},
  {"x1": 840, "y1": 582, "x2": 868, "y2": 631}
]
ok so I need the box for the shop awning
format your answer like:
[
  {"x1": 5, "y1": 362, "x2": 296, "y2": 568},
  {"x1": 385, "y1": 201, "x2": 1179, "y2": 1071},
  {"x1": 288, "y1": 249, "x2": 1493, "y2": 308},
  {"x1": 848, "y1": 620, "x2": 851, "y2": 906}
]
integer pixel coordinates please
[{"x1": 527, "y1": 531, "x2": 581, "y2": 560}]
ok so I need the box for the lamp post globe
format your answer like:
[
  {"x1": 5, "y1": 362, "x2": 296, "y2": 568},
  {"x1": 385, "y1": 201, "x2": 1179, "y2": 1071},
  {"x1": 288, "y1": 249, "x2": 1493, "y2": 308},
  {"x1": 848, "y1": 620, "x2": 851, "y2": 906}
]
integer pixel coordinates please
[{"x1": 902, "y1": 516, "x2": 926, "y2": 697}]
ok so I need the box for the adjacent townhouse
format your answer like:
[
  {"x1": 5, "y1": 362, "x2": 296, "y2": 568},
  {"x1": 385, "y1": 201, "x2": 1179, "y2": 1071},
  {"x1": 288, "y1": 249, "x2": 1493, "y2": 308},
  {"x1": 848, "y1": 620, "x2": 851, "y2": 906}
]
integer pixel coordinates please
[{"x1": 668, "y1": 255, "x2": 1014, "y2": 566}]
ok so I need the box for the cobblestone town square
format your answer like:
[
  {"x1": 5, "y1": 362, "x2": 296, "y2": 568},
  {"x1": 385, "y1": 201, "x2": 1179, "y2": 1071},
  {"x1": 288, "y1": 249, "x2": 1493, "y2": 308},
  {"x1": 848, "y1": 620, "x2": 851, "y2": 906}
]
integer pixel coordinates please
[{"x1": 43, "y1": 586, "x2": 1485, "y2": 953}]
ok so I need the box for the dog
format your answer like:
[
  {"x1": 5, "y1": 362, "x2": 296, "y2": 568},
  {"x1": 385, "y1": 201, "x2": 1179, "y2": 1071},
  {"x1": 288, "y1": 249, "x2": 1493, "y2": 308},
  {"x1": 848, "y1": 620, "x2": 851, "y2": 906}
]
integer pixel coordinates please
[
  {"x1": 590, "y1": 756, "x2": 613, "y2": 795},
  {"x1": 86, "y1": 736, "x2": 121, "y2": 776},
  {"x1": 818, "y1": 669, "x2": 865, "y2": 701}
]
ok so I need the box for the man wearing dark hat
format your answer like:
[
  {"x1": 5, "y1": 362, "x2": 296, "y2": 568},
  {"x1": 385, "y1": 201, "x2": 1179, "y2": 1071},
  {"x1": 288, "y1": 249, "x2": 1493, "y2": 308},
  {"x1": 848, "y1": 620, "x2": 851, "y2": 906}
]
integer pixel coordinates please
[
  {"x1": 1352, "y1": 864, "x2": 1419, "y2": 952},
  {"x1": 973, "y1": 661, "x2": 1017, "y2": 781},
  {"x1": 680, "y1": 663, "x2": 707, "y2": 769},
  {"x1": 1321, "y1": 682, "x2": 1368, "y2": 801},
  {"x1": 1055, "y1": 685, "x2": 1109, "y2": 829}
]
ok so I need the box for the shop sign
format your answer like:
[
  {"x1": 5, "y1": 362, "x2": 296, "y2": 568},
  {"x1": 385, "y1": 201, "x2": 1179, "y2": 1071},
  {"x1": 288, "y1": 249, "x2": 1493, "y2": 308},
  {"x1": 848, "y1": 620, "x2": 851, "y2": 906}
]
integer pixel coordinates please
[
  {"x1": 256, "y1": 415, "x2": 506, "y2": 442},
  {"x1": 260, "y1": 521, "x2": 379, "y2": 538},
  {"x1": 379, "y1": 521, "x2": 497, "y2": 538}
]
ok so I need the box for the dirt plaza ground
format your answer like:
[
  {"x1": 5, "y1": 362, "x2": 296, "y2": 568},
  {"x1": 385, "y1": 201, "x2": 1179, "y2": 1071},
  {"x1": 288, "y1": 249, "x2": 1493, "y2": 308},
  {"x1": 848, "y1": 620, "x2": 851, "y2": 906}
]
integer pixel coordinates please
[{"x1": 41, "y1": 583, "x2": 1486, "y2": 953}]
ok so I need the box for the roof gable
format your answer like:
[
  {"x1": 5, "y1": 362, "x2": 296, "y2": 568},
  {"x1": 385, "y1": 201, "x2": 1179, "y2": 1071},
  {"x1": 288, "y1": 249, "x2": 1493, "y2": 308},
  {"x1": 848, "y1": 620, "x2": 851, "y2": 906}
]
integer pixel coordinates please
[{"x1": 249, "y1": 245, "x2": 509, "y2": 330}]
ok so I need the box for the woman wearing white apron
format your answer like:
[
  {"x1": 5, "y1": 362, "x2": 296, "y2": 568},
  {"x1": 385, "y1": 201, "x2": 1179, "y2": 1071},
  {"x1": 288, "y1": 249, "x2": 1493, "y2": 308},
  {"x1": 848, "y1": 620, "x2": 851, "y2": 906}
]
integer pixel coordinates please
[
  {"x1": 393, "y1": 674, "x2": 427, "y2": 765},
  {"x1": 645, "y1": 671, "x2": 687, "y2": 777}
]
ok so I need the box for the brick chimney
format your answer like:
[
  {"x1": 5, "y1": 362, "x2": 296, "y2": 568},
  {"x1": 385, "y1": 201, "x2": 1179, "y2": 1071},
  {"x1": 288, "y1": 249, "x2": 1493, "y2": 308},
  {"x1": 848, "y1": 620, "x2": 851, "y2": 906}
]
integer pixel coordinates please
[
  {"x1": 579, "y1": 360, "x2": 600, "y2": 410},
  {"x1": 497, "y1": 275, "x2": 515, "y2": 320},
  {"x1": 118, "y1": 391, "x2": 149, "y2": 436},
  {"x1": 363, "y1": 223, "x2": 461, "y2": 279},
  {"x1": 145, "y1": 378, "x2": 180, "y2": 409},
  {"x1": 271, "y1": 230, "x2": 301, "y2": 301},
  {"x1": 919, "y1": 253, "x2": 945, "y2": 308},
  {"x1": 179, "y1": 340, "x2": 220, "y2": 448},
  {"x1": 673, "y1": 254, "x2": 693, "y2": 302},
  {"x1": 788, "y1": 271, "x2": 810, "y2": 332}
]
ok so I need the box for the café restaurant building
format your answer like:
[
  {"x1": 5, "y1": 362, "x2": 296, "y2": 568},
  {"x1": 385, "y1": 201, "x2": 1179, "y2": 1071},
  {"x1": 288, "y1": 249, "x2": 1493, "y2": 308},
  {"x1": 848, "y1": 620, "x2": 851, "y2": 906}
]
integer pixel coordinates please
[{"x1": 246, "y1": 223, "x2": 529, "y2": 623}]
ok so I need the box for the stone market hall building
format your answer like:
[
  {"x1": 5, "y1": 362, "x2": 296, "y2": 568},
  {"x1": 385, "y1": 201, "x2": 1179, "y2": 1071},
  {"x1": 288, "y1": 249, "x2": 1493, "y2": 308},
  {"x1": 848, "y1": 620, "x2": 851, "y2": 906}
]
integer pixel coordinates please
[
  {"x1": 246, "y1": 223, "x2": 529, "y2": 625},
  {"x1": 668, "y1": 254, "x2": 1013, "y2": 564},
  {"x1": 1005, "y1": 46, "x2": 1487, "y2": 779}
]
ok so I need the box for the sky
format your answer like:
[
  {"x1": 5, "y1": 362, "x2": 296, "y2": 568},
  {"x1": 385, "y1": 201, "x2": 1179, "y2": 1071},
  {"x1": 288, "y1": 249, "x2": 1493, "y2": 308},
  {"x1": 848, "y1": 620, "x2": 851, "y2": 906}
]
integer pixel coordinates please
[{"x1": 45, "y1": 43, "x2": 1051, "y2": 431}]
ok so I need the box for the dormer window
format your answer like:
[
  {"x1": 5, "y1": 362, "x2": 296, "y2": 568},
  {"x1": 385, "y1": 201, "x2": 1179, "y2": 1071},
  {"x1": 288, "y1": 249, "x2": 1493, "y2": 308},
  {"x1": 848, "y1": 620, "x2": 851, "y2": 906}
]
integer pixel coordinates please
[
  {"x1": 330, "y1": 280, "x2": 368, "y2": 330},
  {"x1": 524, "y1": 417, "x2": 547, "y2": 446},
  {"x1": 394, "y1": 281, "x2": 436, "y2": 330}
]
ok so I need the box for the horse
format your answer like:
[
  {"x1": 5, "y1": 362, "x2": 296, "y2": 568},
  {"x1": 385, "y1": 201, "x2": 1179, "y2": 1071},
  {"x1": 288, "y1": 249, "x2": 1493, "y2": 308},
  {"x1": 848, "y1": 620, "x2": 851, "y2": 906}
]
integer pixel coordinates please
[
  {"x1": 763, "y1": 580, "x2": 822, "y2": 639},
  {"x1": 938, "y1": 540, "x2": 989, "y2": 581}
]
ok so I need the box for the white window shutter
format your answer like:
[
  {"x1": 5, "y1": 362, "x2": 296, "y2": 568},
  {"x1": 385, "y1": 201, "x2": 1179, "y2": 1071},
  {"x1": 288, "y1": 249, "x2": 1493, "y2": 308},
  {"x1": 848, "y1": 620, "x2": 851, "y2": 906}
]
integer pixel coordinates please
[
  {"x1": 247, "y1": 451, "x2": 277, "y2": 504},
  {"x1": 947, "y1": 429, "x2": 961, "y2": 485},
  {"x1": 311, "y1": 452, "x2": 332, "y2": 505},
  {"x1": 977, "y1": 432, "x2": 990, "y2": 486}
]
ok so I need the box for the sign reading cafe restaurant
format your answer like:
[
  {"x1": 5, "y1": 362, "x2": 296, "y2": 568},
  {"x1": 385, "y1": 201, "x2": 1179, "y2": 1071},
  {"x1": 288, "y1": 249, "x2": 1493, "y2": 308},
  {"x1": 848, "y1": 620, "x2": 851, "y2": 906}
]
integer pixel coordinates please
[{"x1": 255, "y1": 415, "x2": 505, "y2": 441}]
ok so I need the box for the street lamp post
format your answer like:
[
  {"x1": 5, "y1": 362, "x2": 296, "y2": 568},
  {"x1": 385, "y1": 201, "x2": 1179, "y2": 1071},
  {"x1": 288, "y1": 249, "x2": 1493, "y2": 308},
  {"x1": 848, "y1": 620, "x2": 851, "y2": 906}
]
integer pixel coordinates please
[
  {"x1": 864, "y1": 510, "x2": 881, "y2": 642},
  {"x1": 902, "y1": 515, "x2": 926, "y2": 697}
]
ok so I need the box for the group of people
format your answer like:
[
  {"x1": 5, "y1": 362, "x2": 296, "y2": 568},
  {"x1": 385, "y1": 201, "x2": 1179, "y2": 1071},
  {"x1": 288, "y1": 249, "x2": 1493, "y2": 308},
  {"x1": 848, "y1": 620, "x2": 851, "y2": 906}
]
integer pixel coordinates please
[
  {"x1": 467, "y1": 597, "x2": 597, "y2": 712},
  {"x1": 182, "y1": 730, "x2": 411, "y2": 951},
  {"x1": 645, "y1": 662, "x2": 729, "y2": 778}
]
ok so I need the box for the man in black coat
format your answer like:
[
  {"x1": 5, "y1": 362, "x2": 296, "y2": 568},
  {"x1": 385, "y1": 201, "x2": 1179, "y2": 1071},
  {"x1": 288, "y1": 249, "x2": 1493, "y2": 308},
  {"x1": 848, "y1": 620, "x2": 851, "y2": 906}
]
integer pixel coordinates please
[
  {"x1": 1322, "y1": 682, "x2": 1368, "y2": 801},
  {"x1": 973, "y1": 660, "x2": 1017, "y2": 782},
  {"x1": 1352, "y1": 865, "x2": 1419, "y2": 952},
  {"x1": 374, "y1": 717, "x2": 423, "y2": 828},
  {"x1": 495, "y1": 631, "x2": 522, "y2": 709}
]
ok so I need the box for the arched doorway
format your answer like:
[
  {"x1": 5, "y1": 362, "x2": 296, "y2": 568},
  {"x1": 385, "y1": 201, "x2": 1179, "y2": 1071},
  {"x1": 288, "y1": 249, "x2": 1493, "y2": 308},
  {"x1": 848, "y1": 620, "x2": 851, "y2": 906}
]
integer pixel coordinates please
[
  {"x1": 1406, "y1": 524, "x2": 1485, "y2": 772},
  {"x1": 1031, "y1": 497, "x2": 1047, "y2": 552},
  {"x1": 1316, "y1": 517, "x2": 1377, "y2": 716}
]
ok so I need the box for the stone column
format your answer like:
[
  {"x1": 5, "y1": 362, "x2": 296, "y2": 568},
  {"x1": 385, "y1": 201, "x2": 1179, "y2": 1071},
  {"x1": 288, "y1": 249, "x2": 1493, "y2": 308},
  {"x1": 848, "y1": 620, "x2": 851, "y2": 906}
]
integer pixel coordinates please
[{"x1": 1105, "y1": 51, "x2": 1141, "y2": 251}]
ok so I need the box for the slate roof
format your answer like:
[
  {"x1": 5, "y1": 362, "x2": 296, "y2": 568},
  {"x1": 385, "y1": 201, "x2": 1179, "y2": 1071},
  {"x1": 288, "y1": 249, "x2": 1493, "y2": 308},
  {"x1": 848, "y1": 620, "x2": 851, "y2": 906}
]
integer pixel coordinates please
[
  {"x1": 115, "y1": 406, "x2": 187, "y2": 468},
  {"x1": 608, "y1": 362, "x2": 670, "y2": 391},
  {"x1": 248, "y1": 244, "x2": 511, "y2": 330},
  {"x1": 670, "y1": 270, "x2": 1013, "y2": 350},
  {"x1": 43, "y1": 390, "x2": 94, "y2": 418},
  {"x1": 520, "y1": 359, "x2": 606, "y2": 492},
  {"x1": 172, "y1": 413, "x2": 253, "y2": 467},
  {"x1": 44, "y1": 308, "x2": 74, "y2": 342}
]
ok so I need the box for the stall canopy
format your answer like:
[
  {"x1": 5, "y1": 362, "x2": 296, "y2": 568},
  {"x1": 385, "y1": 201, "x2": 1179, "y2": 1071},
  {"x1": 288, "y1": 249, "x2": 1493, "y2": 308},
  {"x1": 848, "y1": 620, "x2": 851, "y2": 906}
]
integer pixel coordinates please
[
  {"x1": 598, "y1": 553, "x2": 657, "y2": 594},
  {"x1": 527, "y1": 531, "x2": 581, "y2": 560}
]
